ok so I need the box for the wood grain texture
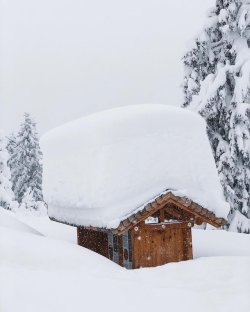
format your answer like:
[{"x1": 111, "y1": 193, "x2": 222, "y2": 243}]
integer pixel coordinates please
[
  {"x1": 132, "y1": 221, "x2": 192, "y2": 268},
  {"x1": 77, "y1": 227, "x2": 109, "y2": 258}
]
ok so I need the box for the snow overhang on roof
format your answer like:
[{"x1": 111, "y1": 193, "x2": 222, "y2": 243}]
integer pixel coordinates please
[
  {"x1": 41, "y1": 104, "x2": 230, "y2": 228},
  {"x1": 49, "y1": 191, "x2": 228, "y2": 233}
]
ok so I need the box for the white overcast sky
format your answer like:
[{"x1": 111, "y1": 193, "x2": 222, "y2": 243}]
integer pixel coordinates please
[{"x1": 0, "y1": 0, "x2": 213, "y2": 135}]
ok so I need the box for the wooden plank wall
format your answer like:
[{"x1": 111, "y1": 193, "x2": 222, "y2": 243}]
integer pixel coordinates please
[
  {"x1": 77, "y1": 202, "x2": 194, "y2": 269},
  {"x1": 183, "y1": 227, "x2": 193, "y2": 260},
  {"x1": 132, "y1": 221, "x2": 193, "y2": 268}
]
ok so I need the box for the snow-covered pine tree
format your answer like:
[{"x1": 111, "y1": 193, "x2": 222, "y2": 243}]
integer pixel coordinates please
[
  {"x1": 6, "y1": 133, "x2": 16, "y2": 157},
  {"x1": 6, "y1": 133, "x2": 17, "y2": 170},
  {"x1": 8, "y1": 113, "x2": 43, "y2": 207},
  {"x1": 183, "y1": 0, "x2": 250, "y2": 233},
  {"x1": 19, "y1": 188, "x2": 37, "y2": 211},
  {"x1": 0, "y1": 131, "x2": 15, "y2": 210}
]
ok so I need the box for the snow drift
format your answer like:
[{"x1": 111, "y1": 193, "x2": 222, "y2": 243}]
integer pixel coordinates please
[
  {"x1": 41, "y1": 104, "x2": 229, "y2": 228},
  {"x1": 1, "y1": 218, "x2": 250, "y2": 312},
  {"x1": 0, "y1": 208, "x2": 42, "y2": 236}
]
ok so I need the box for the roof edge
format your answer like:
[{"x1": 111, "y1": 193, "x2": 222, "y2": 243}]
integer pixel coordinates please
[
  {"x1": 49, "y1": 192, "x2": 228, "y2": 234},
  {"x1": 112, "y1": 192, "x2": 228, "y2": 234}
]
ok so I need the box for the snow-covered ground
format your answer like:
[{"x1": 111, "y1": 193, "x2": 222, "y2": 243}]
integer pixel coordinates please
[
  {"x1": 10, "y1": 209, "x2": 76, "y2": 244},
  {"x1": 1, "y1": 209, "x2": 250, "y2": 312}
]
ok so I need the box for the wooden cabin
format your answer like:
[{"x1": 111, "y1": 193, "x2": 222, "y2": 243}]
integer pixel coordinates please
[
  {"x1": 42, "y1": 105, "x2": 229, "y2": 269},
  {"x1": 76, "y1": 192, "x2": 227, "y2": 269}
]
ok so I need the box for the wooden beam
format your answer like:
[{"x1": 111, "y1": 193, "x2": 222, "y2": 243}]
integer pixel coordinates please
[
  {"x1": 164, "y1": 206, "x2": 183, "y2": 220},
  {"x1": 140, "y1": 221, "x2": 192, "y2": 231},
  {"x1": 167, "y1": 198, "x2": 223, "y2": 228},
  {"x1": 114, "y1": 192, "x2": 227, "y2": 234}
]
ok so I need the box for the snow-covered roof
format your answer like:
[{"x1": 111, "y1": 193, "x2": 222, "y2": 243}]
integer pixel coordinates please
[{"x1": 41, "y1": 104, "x2": 229, "y2": 228}]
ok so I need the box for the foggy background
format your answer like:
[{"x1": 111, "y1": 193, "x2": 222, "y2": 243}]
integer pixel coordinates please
[{"x1": 0, "y1": 0, "x2": 213, "y2": 135}]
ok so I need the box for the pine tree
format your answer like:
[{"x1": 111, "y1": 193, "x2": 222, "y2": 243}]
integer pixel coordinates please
[
  {"x1": 0, "y1": 131, "x2": 15, "y2": 210},
  {"x1": 19, "y1": 188, "x2": 37, "y2": 211},
  {"x1": 183, "y1": 0, "x2": 250, "y2": 233},
  {"x1": 8, "y1": 113, "x2": 43, "y2": 207},
  {"x1": 6, "y1": 133, "x2": 17, "y2": 171}
]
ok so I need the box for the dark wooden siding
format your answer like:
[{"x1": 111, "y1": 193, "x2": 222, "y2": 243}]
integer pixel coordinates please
[{"x1": 77, "y1": 227, "x2": 109, "y2": 258}]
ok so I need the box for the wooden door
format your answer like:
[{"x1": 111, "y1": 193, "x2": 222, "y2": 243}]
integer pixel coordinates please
[{"x1": 132, "y1": 222, "x2": 192, "y2": 268}]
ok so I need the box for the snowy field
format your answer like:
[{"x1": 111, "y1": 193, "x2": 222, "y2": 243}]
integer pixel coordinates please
[{"x1": 1, "y1": 209, "x2": 250, "y2": 312}]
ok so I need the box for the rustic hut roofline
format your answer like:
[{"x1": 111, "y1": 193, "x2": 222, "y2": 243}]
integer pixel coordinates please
[
  {"x1": 50, "y1": 192, "x2": 228, "y2": 234},
  {"x1": 112, "y1": 192, "x2": 228, "y2": 235}
]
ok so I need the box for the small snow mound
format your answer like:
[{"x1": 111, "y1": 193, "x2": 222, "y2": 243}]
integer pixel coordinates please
[
  {"x1": 0, "y1": 208, "x2": 43, "y2": 236},
  {"x1": 41, "y1": 104, "x2": 229, "y2": 228}
]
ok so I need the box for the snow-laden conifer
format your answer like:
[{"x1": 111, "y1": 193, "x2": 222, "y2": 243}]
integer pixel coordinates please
[
  {"x1": 19, "y1": 188, "x2": 38, "y2": 211},
  {"x1": 6, "y1": 133, "x2": 17, "y2": 168},
  {"x1": 8, "y1": 113, "x2": 43, "y2": 207},
  {"x1": 183, "y1": 0, "x2": 250, "y2": 233},
  {"x1": 0, "y1": 131, "x2": 15, "y2": 210}
]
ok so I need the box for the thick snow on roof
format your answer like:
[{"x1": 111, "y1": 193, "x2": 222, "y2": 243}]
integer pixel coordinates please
[{"x1": 41, "y1": 104, "x2": 229, "y2": 228}]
